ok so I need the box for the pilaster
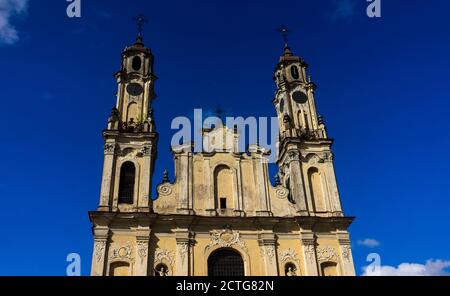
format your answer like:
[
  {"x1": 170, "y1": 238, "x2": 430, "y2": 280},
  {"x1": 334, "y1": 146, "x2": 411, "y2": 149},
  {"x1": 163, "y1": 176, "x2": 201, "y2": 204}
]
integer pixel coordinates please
[
  {"x1": 135, "y1": 228, "x2": 151, "y2": 275},
  {"x1": 175, "y1": 230, "x2": 192, "y2": 276},
  {"x1": 90, "y1": 227, "x2": 110, "y2": 276},
  {"x1": 337, "y1": 232, "x2": 356, "y2": 276},
  {"x1": 300, "y1": 232, "x2": 319, "y2": 276},
  {"x1": 258, "y1": 233, "x2": 278, "y2": 276}
]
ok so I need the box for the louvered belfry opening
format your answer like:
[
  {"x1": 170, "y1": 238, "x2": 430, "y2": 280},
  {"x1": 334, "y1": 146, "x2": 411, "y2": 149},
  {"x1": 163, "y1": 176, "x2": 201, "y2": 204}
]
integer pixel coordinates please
[
  {"x1": 208, "y1": 249, "x2": 244, "y2": 276},
  {"x1": 118, "y1": 162, "x2": 135, "y2": 204}
]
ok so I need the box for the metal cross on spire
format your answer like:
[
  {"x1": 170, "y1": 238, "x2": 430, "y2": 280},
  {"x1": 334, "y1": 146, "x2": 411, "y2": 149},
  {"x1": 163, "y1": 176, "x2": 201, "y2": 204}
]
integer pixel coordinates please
[
  {"x1": 276, "y1": 25, "x2": 291, "y2": 47},
  {"x1": 133, "y1": 13, "x2": 148, "y2": 37}
]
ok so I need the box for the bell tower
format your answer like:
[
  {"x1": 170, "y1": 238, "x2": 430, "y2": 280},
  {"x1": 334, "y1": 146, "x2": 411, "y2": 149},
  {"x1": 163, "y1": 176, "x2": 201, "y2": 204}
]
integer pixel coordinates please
[
  {"x1": 97, "y1": 24, "x2": 158, "y2": 213},
  {"x1": 274, "y1": 28, "x2": 343, "y2": 217}
]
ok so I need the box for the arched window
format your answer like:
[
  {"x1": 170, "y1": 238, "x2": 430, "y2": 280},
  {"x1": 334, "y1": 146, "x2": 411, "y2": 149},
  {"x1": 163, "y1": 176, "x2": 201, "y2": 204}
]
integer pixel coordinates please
[
  {"x1": 154, "y1": 263, "x2": 169, "y2": 276},
  {"x1": 208, "y1": 249, "x2": 244, "y2": 276},
  {"x1": 214, "y1": 165, "x2": 234, "y2": 210},
  {"x1": 109, "y1": 262, "x2": 130, "y2": 276},
  {"x1": 290, "y1": 65, "x2": 300, "y2": 79},
  {"x1": 321, "y1": 262, "x2": 338, "y2": 276},
  {"x1": 118, "y1": 162, "x2": 135, "y2": 204},
  {"x1": 126, "y1": 102, "x2": 138, "y2": 123},
  {"x1": 308, "y1": 167, "x2": 326, "y2": 212},
  {"x1": 285, "y1": 262, "x2": 298, "y2": 276},
  {"x1": 132, "y1": 56, "x2": 142, "y2": 71}
]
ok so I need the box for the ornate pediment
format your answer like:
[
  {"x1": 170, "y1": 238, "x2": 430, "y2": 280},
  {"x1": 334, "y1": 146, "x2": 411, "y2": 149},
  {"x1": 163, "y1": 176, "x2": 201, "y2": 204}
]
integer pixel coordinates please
[{"x1": 205, "y1": 228, "x2": 248, "y2": 254}]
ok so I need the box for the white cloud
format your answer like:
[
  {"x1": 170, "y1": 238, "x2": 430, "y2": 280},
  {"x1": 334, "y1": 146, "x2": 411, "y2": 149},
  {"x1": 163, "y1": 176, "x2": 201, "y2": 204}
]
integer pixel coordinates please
[
  {"x1": 357, "y1": 238, "x2": 380, "y2": 248},
  {"x1": 363, "y1": 259, "x2": 450, "y2": 276},
  {"x1": 0, "y1": 0, "x2": 29, "y2": 44}
]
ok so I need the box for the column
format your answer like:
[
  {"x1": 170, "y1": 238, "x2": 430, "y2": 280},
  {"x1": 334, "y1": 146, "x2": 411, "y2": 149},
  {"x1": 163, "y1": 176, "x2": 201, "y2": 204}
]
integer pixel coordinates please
[
  {"x1": 98, "y1": 143, "x2": 116, "y2": 210},
  {"x1": 337, "y1": 232, "x2": 356, "y2": 276},
  {"x1": 259, "y1": 233, "x2": 278, "y2": 276},
  {"x1": 287, "y1": 150, "x2": 309, "y2": 215},
  {"x1": 300, "y1": 232, "x2": 319, "y2": 276},
  {"x1": 135, "y1": 228, "x2": 151, "y2": 275},
  {"x1": 90, "y1": 227, "x2": 109, "y2": 276},
  {"x1": 251, "y1": 146, "x2": 271, "y2": 216},
  {"x1": 324, "y1": 156, "x2": 343, "y2": 215},
  {"x1": 175, "y1": 231, "x2": 191, "y2": 276},
  {"x1": 138, "y1": 145, "x2": 152, "y2": 211},
  {"x1": 203, "y1": 158, "x2": 215, "y2": 216}
]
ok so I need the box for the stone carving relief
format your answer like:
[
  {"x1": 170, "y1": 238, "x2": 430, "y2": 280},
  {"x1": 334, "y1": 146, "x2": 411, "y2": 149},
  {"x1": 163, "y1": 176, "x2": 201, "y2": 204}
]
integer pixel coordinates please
[
  {"x1": 316, "y1": 246, "x2": 338, "y2": 262},
  {"x1": 260, "y1": 245, "x2": 276, "y2": 264},
  {"x1": 94, "y1": 240, "x2": 106, "y2": 263},
  {"x1": 157, "y1": 183, "x2": 173, "y2": 196},
  {"x1": 341, "y1": 245, "x2": 351, "y2": 262},
  {"x1": 306, "y1": 154, "x2": 323, "y2": 165},
  {"x1": 178, "y1": 243, "x2": 189, "y2": 265},
  {"x1": 104, "y1": 143, "x2": 115, "y2": 154},
  {"x1": 323, "y1": 152, "x2": 334, "y2": 162},
  {"x1": 205, "y1": 228, "x2": 248, "y2": 254},
  {"x1": 275, "y1": 186, "x2": 289, "y2": 199},
  {"x1": 119, "y1": 147, "x2": 138, "y2": 159},
  {"x1": 286, "y1": 151, "x2": 300, "y2": 163},
  {"x1": 140, "y1": 146, "x2": 151, "y2": 156},
  {"x1": 280, "y1": 248, "x2": 300, "y2": 264},
  {"x1": 154, "y1": 248, "x2": 175, "y2": 267},
  {"x1": 136, "y1": 240, "x2": 148, "y2": 264},
  {"x1": 303, "y1": 244, "x2": 316, "y2": 263},
  {"x1": 110, "y1": 244, "x2": 133, "y2": 261}
]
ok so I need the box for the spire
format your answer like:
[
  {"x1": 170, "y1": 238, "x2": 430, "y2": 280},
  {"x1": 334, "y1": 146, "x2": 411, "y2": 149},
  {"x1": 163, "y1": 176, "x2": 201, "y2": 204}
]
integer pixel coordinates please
[
  {"x1": 162, "y1": 169, "x2": 170, "y2": 183},
  {"x1": 277, "y1": 25, "x2": 293, "y2": 56},
  {"x1": 131, "y1": 14, "x2": 148, "y2": 47},
  {"x1": 133, "y1": 13, "x2": 148, "y2": 38},
  {"x1": 277, "y1": 25, "x2": 290, "y2": 48}
]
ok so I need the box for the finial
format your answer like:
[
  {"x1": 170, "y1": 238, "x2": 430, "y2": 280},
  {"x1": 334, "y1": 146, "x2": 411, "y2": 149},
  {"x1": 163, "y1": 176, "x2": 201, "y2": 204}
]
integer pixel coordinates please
[
  {"x1": 274, "y1": 174, "x2": 281, "y2": 186},
  {"x1": 162, "y1": 169, "x2": 169, "y2": 183},
  {"x1": 133, "y1": 13, "x2": 148, "y2": 38},
  {"x1": 277, "y1": 25, "x2": 291, "y2": 48},
  {"x1": 318, "y1": 115, "x2": 325, "y2": 126}
]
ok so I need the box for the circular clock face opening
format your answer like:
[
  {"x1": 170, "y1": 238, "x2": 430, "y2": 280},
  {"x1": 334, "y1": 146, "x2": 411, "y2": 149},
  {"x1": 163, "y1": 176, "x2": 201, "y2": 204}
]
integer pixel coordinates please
[
  {"x1": 126, "y1": 83, "x2": 143, "y2": 96},
  {"x1": 292, "y1": 91, "x2": 308, "y2": 104}
]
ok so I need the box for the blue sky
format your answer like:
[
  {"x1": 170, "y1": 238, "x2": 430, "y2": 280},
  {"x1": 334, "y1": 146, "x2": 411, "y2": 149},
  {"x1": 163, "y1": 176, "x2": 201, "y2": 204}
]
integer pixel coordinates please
[{"x1": 0, "y1": 0, "x2": 449, "y2": 275}]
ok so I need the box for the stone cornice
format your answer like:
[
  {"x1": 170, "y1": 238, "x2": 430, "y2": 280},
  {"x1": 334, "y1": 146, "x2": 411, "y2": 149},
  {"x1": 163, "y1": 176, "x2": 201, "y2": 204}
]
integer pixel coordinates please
[{"x1": 89, "y1": 211, "x2": 354, "y2": 231}]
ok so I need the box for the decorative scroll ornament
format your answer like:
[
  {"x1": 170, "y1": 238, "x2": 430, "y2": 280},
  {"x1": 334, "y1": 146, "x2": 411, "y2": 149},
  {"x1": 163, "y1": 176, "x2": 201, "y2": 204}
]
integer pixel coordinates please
[
  {"x1": 154, "y1": 248, "x2": 175, "y2": 266},
  {"x1": 307, "y1": 154, "x2": 323, "y2": 165},
  {"x1": 94, "y1": 240, "x2": 106, "y2": 262},
  {"x1": 323, "y1": 152, "x2": 334, "y2": 162},
  {"x1": 104, "y1": 143, "x2": 115, "y2": 154},
  {"x1": 280, "y1": 248, "x2": 299, "y2": 264},
  {"x1": 304, "y1": 244, "x2": 316, "y2": 263},
  {"x1": 178, "y1": 243, "x2": 189, "y2": 265},
  {"x1": 260, "y1": 245, "x2": 276, "y2": 263},
  {"x1": 275, "y1": 186, "x2": 289, "y2": 199},
  {"x1": 157, "y1": 183, "x2": 172, "y2": 196},
  {"x1": 341, "y1": 245, "x2": 351, "y2": 262},
  {"x1": 316, "y1": 246, "x2": 338, "y2": 262},
  {"x1": 110, "y1": 245, "x2": 133, "y2": 261},
  {"x1": 287, "y1": 150, "x2": 300, "y2": 162},
  {"x1": 136, "y1": 241, "x2": 148, "y2": 264},
  {"x1": 205, "y1": 228, "x2": 248, "y2": 254},
  {"x1": 140, "y1": 146, "x2": 151, "y2": 156}
]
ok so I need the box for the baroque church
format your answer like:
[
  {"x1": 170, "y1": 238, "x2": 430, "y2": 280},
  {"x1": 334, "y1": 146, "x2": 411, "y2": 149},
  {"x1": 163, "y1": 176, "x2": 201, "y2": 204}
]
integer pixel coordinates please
[{"x1": 89, "y1": 27, "x2": 356, "y2": 276}]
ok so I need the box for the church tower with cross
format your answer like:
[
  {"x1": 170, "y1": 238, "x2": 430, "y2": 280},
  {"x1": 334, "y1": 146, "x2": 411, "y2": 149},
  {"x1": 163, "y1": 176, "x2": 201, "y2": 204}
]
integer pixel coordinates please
[{"x1": 89, "y1": 22, "x2": 355, "y2": 276}]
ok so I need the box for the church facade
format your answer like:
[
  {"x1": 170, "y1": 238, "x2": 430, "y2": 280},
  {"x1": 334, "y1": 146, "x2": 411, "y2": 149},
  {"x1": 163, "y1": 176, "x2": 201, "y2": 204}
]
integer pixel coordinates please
[{"x1": 89, "y1": 32, "x2": 356, "y2": 276}]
